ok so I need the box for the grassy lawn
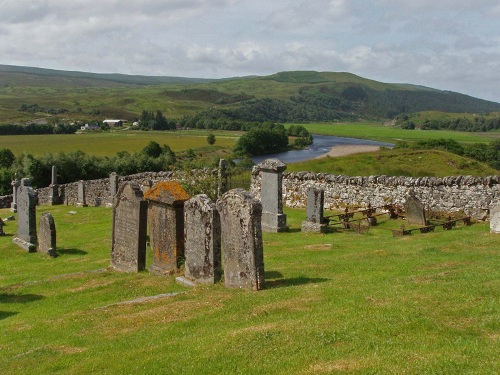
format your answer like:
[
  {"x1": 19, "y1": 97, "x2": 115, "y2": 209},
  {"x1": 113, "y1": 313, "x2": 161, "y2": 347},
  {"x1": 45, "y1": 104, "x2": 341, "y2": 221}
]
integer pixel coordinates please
[
  {"x1": 1, "y1": 205, "x2": 498, "y2": 374},
  {"x1": 289, "y1": 122, "x2": 497, "y2": 144},
  {"x1": 0, "y1": 129, "x2": 239, "y2": 157}
]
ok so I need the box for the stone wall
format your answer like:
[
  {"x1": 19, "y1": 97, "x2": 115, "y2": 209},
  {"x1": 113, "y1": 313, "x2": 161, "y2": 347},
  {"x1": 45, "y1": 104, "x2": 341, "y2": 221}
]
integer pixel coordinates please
[{"x1": 251, "y1": 170, "x2": 500, "y2": 219}]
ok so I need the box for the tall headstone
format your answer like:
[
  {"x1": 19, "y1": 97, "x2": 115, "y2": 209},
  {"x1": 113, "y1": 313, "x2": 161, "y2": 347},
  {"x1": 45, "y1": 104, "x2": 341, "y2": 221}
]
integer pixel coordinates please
[
  {"x1": 490, "y1": 202, "x2": 500, "y2": 234},
  {"x1": 405, "y1": 189, "x2": 427, "y2": 226},
  {"x1": 38, "y1": 212, "x2": 57, "y2": 257},
  {"x1": 144, "y1": 181, "x2": 190, "y2": 275},
  {"x1": 10, "y1": 174, "x2": 20, "y2": 213},
  {"x1": 183, "y1": 194, "x2": 221, "y2": 284},
  {"x1": 107, "y1": 172, "x2": 119, "y2": 207},
  {"x1": 48, "y1": 165, "x2": 61, "y2": 205},
  {"x1": 217, "y1": 159, "x2": 229, "y2": 198},
  {"x1": 110, "y1": 182, "x2": 148, "y2": 272},
  {"x1": 12, "y1": 179, "x2": 37, "y2": 252},
  {"x1": 255, "y1": 158, "x2": 287, "y2": 232},
  {"x1": 216, "y1": 189, "x2": 264, "y2": 291},
  {"x1": 76, "y1": 180, "x2": 88, "y2": 207},
  {"x1": 301, "y1": 186, "x2": 327, "y2": 233}
]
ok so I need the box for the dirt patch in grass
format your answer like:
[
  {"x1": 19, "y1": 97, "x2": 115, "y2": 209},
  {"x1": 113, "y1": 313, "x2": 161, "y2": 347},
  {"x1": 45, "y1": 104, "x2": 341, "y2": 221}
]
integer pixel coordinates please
[
  {"x1": 304, "y1": 244, "x2": 332, "y2": 250},
  {"x1": 305, "y1": 358, "x2": 365, "y2": 373}
]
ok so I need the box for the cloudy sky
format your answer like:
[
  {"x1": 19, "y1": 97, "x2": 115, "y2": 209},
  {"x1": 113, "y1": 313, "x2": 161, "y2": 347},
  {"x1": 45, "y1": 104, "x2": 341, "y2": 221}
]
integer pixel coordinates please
[{"x1": 1, "y1": 0, "x2": 499, "y2": 102}]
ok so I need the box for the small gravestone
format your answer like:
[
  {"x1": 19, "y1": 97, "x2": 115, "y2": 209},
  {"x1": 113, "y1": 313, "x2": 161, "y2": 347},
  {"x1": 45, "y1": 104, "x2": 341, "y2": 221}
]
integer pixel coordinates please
[
  {"x1": 12, "y1": 179, "x2": 37, "y2": 252},
  {"x1": 301, "y1": 186, "x2": 327, "y2": 233},
  {"x1": 0, "y1": 218, "x2": 5, "y2": 236},
  {"x1": 106, "y1": 172, "x2": 119, "y2": 207},
  {"x1": 48, "y1": 165, "x2": 61, "y2": 205},
  {"x1": 255, "y1": 158, "x2": 288, "y2": 232},
  {"x1": 405, "y1": 189, "x2": 427, "y2": 226},
  {"x1": 216, "y1": 189, "x2": 264, "y2": 291},
  {"x1": 10, "y1": 174, "x2": 20, "y2": 213},
  {"x1": 490, "y1": 202, "x2": 500, "y2": 234},
  {"x1": 76, "y1": 180, "x2": 88, "y2": 207},
  {"x1": 144, "y1": 181, "x2": 190, "y2": 275},
  {"x1": 110, "y1": 182, "x2": 148, "y2": 272},
  {"x1": 183, "y1": 194, "x2": 221, "y2": 284},
  {"x1": 38, "y1": 212, "x2": 57, "y2": 257}
]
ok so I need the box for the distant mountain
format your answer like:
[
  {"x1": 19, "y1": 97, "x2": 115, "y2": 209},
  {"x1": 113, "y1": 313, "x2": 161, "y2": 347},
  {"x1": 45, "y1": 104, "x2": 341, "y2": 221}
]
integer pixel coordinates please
[{"x1": 1, "y1": 65, "x2": 499, "y2": 124}]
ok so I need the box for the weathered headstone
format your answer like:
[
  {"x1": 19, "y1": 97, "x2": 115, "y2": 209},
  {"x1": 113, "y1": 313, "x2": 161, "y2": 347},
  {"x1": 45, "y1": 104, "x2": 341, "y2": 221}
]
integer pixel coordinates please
[
  {"x1": 255, "y1": 158, "x2": 288, "y2": 232},
  {"x1": 38, "y1": 212, "x2": 57, "y2": 257},
  {"x1": 183, "y1": 194, "x2": 221, "y2": 284},
  {"x1": 490, "y1": 202, "x2": 500, "y2": 234},
  {"x1": 405, "y1": 189, "x2": 427, "y2": 226},
  {"x1": 10, "y1": 174, "x2": 20, "y2": 213},
  {"x1": 12, "y1": 179, "x2": 37, "y2": 252},
  {"x1": 110, "y1": 182, "x2": 148, "y2": 272},
  {"x1": 216, "y1": 189, "x2": 264, "y2": 291},
  {"x1": 106, "y1": 172, "x2": 119, "y2": 207},
  {"x1": 144, "y1": 181, "x2": 190, "y2": 275},
  {"x1": 0, "y1": 218, "x2": 5, "y2": 236},
  {"x1": 301, "y1": 186, "x2": 327, "y2": 233},
  {"x1": 48, "y1": 165, "x2": 61, "y2": 205},
  {"x1": 76, "y1": 180, "x2": 88, "y2": 207},
  {"x1": 217, "y1": 159, "x2": 229, "y2": 198}
]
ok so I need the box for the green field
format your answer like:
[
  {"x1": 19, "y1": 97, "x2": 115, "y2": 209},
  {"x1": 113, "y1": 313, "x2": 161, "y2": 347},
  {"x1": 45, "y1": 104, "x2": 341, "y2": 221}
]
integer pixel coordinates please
[
  {"x1": 288, "y1": 122, "x2": 498, "y2": 143},
  {"x1": 1, "y1": 205, "x2": 499, "y2": 374},
  {"x1": 0, "y1": 130, "x2": 239, "y2": 156}
]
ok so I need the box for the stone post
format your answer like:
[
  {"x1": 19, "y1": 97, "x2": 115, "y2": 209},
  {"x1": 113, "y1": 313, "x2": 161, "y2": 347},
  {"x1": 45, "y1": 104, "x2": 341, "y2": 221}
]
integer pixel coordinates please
[
  {"x1": 217, "y1": 159, "x2": 229, "y2": 198},
  {"x1": 106, "y1": 172, "x2": 119, "y2": 207},
  {"x1": 216, "y1": 189, "x2": 264, "y2": 291},
  {"x1": 301, "y1": 186, "x2": 327, "y2": 233},
  {"x1": 254, "y1": 158, "x2": 288, "y2": 232},
  {"x1": 10, "y1": 174, "x2": 20, "y2": 213},
  {"x1": 48, "y1": 165, "x2": 61, "y2": 205},
  {"x1": 76, "y1": 180, "x2": 88, "y2": 207}
]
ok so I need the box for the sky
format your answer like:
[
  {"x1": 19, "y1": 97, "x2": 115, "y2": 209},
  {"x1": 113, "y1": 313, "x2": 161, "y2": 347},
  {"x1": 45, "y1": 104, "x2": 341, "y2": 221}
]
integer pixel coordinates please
[{"x1": 1, "y1": 0, "x2": 499, "y2": 102}]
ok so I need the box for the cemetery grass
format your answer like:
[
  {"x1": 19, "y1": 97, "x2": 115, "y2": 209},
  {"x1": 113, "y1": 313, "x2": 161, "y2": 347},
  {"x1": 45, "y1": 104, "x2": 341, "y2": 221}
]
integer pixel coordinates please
[{"x1": 1, "y1": 205, "x2": 499, "y2": 374}]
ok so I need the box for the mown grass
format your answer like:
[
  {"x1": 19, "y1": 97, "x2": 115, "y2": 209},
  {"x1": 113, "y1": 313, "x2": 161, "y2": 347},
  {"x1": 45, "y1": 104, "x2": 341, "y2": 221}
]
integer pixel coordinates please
[
  {"x1": 287, "y1": 148, "x2": 499, "y2": 177},
  {"x1": 289, "y1": 122, "x2": 497, "y2": 144},
  {"x1": 1, "y1": 205, "x2": 498, "y2": 374},
  {"x1": 0, "y1": 130, "x2": 239, "y2": 157}
]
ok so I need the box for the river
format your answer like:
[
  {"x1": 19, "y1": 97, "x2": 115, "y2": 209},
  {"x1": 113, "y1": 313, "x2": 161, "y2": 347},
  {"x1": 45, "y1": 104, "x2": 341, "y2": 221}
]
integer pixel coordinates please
[{"x1": 250, "y1": 134, "x2": 394, "y2": 164}]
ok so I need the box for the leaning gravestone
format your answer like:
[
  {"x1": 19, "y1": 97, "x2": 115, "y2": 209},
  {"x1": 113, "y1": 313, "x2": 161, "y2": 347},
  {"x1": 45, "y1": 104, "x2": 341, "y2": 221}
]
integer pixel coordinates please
[
  {"x1": 255, "y1": 158, "x2": 288, "y2": 233},
  {"x1": 38, "y1": 212, "x2": 57, "y2": 257},
  {"x1": 301, "y1": 186, "x2": 327, "y2": 233},
  {"x1": 405, "y1": 189, "x2": 427, "y2": 226},
  {"x1": 12, "y1": 179, "x2": 37, "y2": 252},
  {"x1": 110, "y1": 182, "x2": 148, "y2": 272},
  {"x1": 183, "y1": 194, "x2": 221, "y2": 284},
  {"x1": 490, "y1": 202, "x2": 500, "y2": 234},
  {"x1": 216, "y1": 189, "x2": 264, "y2": 291},
  {"x1": 144, "y1": 181, "x2": 190, "y2": 275}
]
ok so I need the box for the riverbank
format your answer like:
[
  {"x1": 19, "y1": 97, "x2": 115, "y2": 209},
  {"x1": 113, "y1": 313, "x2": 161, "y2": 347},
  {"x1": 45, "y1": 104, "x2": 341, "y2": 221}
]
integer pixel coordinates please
[{"x1": 316, "y1": 144, "x2": 381, "y2": 158}]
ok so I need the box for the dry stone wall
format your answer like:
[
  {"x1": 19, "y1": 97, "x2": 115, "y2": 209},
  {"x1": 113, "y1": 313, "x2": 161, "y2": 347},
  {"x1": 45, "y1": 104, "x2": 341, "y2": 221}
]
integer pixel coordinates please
[{"x1": 251, "y1": 170, "x2": 500, "y2": 219}]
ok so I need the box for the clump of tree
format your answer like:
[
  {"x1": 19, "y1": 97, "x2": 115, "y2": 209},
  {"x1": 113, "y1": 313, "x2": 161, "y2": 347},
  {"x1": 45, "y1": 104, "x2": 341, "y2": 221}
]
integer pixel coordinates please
[
  {"x1": 233, "y1": 123, "x2": 289, "y2": 156},
  {"x1": 396, "y1": 113, "x2": 500, "y2": 132},
  {"x1": 138, "y1": 110, "x2": 176, "y2": 130},
  {"x1": 287, "y1": 125, "x2": 313, "y2": 147},
  {"x1": 19, "y1": 103, "x2": 69, "y2": 115},
  {"x1": 0, "y1": 123, "x2": 78, "y2": 135}
]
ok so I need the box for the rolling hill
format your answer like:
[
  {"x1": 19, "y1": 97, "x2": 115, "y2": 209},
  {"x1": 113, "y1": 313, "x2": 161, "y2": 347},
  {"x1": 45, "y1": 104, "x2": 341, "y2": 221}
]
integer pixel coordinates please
[{"x1": 1, "y1": 64, "x2": 499, "y2": 124}]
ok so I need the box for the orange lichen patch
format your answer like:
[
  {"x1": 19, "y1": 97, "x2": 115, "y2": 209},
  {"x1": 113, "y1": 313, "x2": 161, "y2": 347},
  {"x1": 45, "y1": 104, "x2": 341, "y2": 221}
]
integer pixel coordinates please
[{"x1": 144, "y1": 181, "x2": 190, "y2": 202}]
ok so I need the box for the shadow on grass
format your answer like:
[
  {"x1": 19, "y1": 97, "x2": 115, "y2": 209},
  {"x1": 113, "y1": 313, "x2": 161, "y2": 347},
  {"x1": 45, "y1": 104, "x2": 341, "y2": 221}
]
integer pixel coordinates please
[
  {"x1": 0, "y1": 293, "x2": 44, "y2": 303},
  {"x1": 265, "y1": 276, "x2": 329, "y2": 289},
  {"x1": 57, "y1": 248, "x2": 88, "y2": 255},
  {"x1": 0, "y1": 311, "x2": 19, "y2": 320},
  {"x1": 265, "y1": 271, "x2": 284, "y2": 279}
]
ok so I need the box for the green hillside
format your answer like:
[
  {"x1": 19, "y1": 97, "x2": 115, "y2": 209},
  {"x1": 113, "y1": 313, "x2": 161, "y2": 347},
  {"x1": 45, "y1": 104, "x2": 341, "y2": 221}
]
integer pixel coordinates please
[{"x1": 1, "y1": 65, "x2": 499, "y2": 125}]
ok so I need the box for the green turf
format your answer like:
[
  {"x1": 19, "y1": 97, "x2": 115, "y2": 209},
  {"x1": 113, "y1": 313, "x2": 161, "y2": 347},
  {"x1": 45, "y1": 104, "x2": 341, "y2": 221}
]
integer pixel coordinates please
[{"x1": 1, "y1": 205, "x2": 498, "y2": 374}]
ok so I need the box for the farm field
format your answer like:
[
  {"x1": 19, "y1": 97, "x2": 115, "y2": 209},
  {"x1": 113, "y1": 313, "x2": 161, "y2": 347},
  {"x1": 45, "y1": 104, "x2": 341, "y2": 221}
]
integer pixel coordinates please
[
  {"x1": 0, "y1": 129, "x2": 239, "y2": 157},
  {"x1": 1, "y1": 205, "x2": 499, "y2": 374}
]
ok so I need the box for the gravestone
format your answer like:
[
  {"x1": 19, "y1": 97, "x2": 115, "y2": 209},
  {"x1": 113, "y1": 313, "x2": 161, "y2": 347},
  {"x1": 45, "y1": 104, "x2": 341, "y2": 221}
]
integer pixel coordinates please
[
  {"x1": 10, "y1": 174, "x2": 20, "y2": 213},
  {"x1": 183, "y1": 194, "x2": 221, "y2": 284},
  {"x1": 405, "y1": 189, "x2": 427, "y2": 226},
  {"x1": 301, "y1": 186, "x2": 327, "y2": 233},
  {"x1": 0, "y1": 218, "x2": 4, "y2": 236},
  {"x1": 144, "y1": 181, "x2": 190, "y2": 275},
  {"x1": 256, "y1": 158, "x2": 288, "y2": 232},
  {"x1": 38, "y1": 212, "x2": 57, "y2": 257},
  {"x1": 217, "y1": 159, "x2": 229, "y2": 198},
  {"x1": 490, "y1": 202, "x2": 500, "y2": 234},
  {"x1": 110, "y1": 182, "x2": 148, "y2": 272},
  {"x1": 216, "y1": 189, "x2": 264, "y2": 291},
  {"x1": 12, "y1": 179, "x2": 37, "y2": 252},
  {"x1": 48, "y1": 165, "x2": 61, "y2": 205},
  {"x1": 106, "y1": 172, "x2": 119, "y2": 207},
  {"x1": 76, "y1": 180, "x2": 88, "y2": 207}
]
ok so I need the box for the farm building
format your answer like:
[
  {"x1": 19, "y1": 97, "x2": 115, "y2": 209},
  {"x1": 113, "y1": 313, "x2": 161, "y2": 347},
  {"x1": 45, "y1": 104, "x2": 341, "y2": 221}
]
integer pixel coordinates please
[{"x1": 103, "y1": 119, "x2": 128, "y2": 127}]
